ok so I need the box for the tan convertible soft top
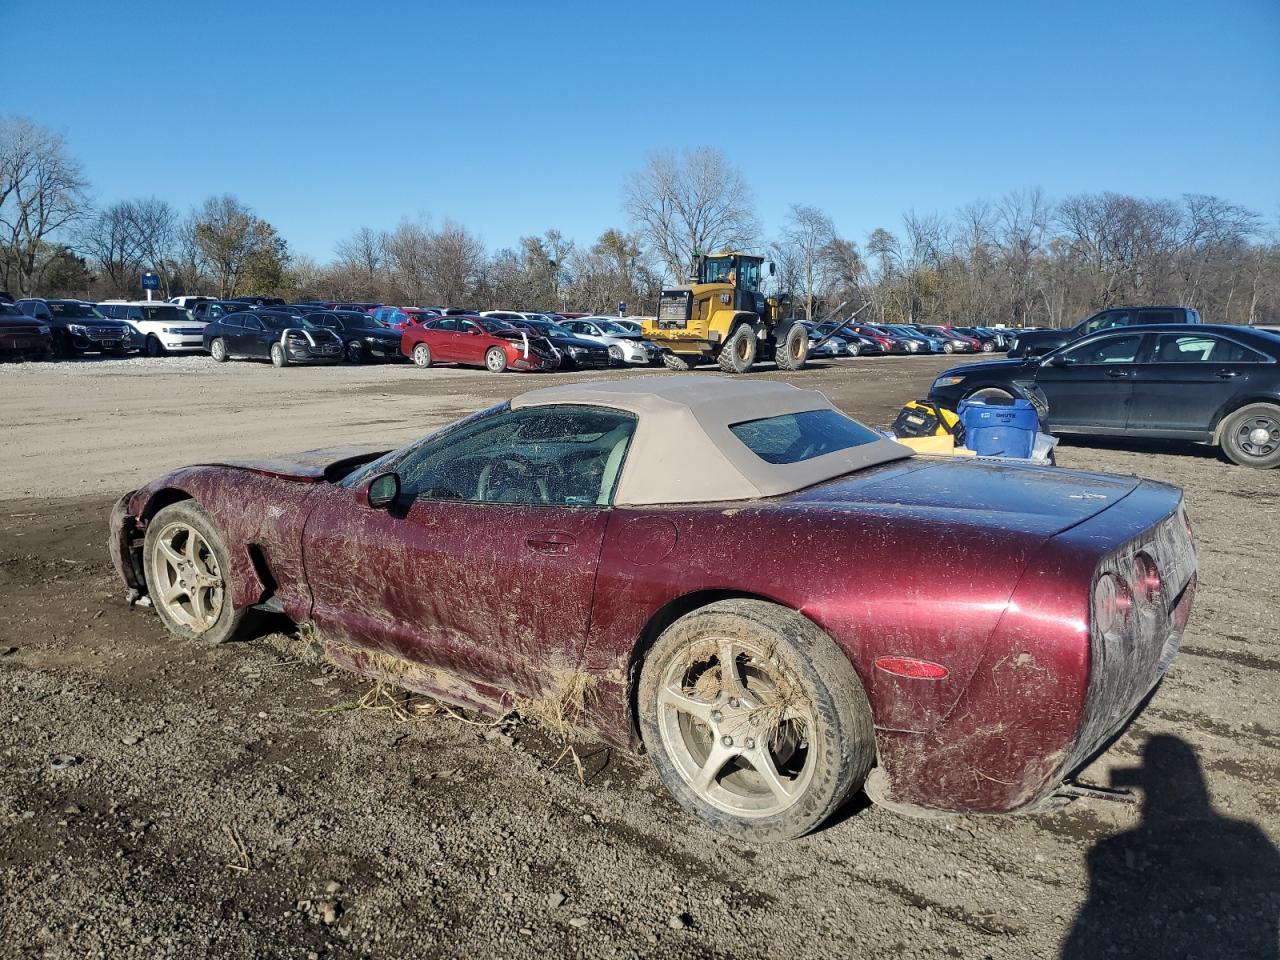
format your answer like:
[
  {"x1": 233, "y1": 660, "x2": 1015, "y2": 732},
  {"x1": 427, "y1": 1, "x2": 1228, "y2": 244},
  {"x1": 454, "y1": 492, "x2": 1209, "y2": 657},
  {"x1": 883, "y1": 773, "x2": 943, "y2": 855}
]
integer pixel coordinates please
[{"x1": 511, "y1": 376, "x2": 911, "y2": 505}]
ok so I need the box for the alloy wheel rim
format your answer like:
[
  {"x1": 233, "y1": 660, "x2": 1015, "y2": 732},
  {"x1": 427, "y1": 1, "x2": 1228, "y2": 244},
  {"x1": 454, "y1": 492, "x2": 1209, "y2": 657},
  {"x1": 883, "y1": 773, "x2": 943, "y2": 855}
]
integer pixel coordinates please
[
  {"x1": 657, "y1": 636, "x2": 815, "y2": 818},
  {"x1": 487, "y1": 349, "x2": 504, "y2": 371},
  {"x1": 151, "y1": 522, "x2": 224, "y2": 634},
  {"x1": 212, "y1": 341, "x2": 225, "y2": 360},
  {"x1": 1238, "y1": 415, "x2": 1280, "y2": 458}
]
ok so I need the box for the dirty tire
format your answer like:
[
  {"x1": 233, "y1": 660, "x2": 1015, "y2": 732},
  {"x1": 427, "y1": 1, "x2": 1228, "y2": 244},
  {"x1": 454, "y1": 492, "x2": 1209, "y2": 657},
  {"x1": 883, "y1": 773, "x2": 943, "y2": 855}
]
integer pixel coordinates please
[
  {"x1": 412, "y1": 343, "x2": 432, "y2": 368},
  {"x1": 775, "y1": 324, "x2": 810, "y2": 371},
  {"x1": 146, "y1": 335, "x2": 166, "y2": 358},
  {"x1": 718, "y1": 325, "x2": 757, "y2": 374},
  {"x1": 662, "y1": 352, "x2": 697, "y2": 371},
  {"x1": 485, "y1": 346, "x2": 508, "y2": 373},
  {"x1": 210, "y1": 338, "x2": 229, "y2": 362},
  {"x1": 638, "y1": 599, "x2": 875, "y2": 842},
  {"x1": 1220, "y1": 402, "x2": 1280, "y2": 469},
  {"x1": 143, "y1": 501, "x2": 255, "y2": 646},
  {"x1": 270, "y1": 342, "x2": 287, "y2": 367}
]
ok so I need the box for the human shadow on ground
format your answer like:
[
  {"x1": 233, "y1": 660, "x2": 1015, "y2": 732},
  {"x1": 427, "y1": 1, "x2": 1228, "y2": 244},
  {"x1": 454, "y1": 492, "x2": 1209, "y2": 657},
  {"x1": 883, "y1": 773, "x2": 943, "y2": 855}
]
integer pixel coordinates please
[{"x1": 1062, "y1": 734, "x2": 1280, "y2": 959}]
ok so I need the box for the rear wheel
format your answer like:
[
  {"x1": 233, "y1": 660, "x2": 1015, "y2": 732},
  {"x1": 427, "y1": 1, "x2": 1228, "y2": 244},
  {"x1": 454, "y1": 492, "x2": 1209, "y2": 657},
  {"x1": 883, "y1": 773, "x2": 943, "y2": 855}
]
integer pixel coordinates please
[
  {"x1": 412, "y1": 343, "x2": 432, "y2": 368},
  {"x1": 718, "y1": 324, "x2": 757, "y2": 374},
  {"x1": 143, "y1": 501, "x2": 254, "y2": 645},
  {"x1": 1220, "y1": 403, "x2": 1280, "y2": 469},
  {"x1": 146, "y1": 335, "x2": 166, "y2": 358},
  {"x1": 210, "y1": 338, "x2": 229, "y2": 363},
  {"x1": 485, "y1": 346, "x2": 508, "y2": 373},
  {"x1": 270, "y1": 342, "x2": 287, "y2": 367},
  {"x1": 775, "y1": 324, "x2": 810, "y2": 371},
  {"x1": 638, "y1": 599, "x2": 875, "y2": 842}
]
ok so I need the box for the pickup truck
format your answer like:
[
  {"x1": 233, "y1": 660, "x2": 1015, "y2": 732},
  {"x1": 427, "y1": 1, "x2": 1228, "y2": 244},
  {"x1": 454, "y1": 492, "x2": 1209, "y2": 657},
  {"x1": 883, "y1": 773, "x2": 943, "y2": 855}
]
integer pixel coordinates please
[{"x1": 1007, "y1": 306, "x2": 1201, "y2": 358}]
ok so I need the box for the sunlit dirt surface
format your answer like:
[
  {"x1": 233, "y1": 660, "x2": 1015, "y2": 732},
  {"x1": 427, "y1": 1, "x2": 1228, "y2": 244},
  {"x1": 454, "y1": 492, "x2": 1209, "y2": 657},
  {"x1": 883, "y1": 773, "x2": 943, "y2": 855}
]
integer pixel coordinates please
[{"x1": 2, "y1": 354, "x2": 1276, "y2": 959}]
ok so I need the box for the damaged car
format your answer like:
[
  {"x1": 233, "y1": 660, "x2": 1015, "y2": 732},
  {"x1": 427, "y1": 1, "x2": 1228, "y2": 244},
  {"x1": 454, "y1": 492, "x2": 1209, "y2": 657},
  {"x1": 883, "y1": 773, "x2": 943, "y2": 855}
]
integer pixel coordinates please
[{"x1": 108, "y1": 377, "x2": 1197, "y2": 841}]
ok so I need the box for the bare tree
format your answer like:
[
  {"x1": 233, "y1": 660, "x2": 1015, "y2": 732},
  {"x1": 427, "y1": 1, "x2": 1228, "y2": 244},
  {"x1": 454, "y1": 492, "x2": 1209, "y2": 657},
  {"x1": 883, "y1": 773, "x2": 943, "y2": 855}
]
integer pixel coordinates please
[
  {"x1": 78, "y1": 201, "x2": 145, "y2": 296},
  {"x1": 0, "y1": 116, "x2": 90, "y2": 295},
  {"x1": 777, "y1": 204, "x2": 837, "y2": 319},
  {"x1": 191, "y1": 195, "x2": 281, "y2": 298},
  {"x1": 624, "y1": 147, "x2": 759, "y2": 281},
  {"x1": 125, "y1": 198, "x2": 179, "y2": 297}
]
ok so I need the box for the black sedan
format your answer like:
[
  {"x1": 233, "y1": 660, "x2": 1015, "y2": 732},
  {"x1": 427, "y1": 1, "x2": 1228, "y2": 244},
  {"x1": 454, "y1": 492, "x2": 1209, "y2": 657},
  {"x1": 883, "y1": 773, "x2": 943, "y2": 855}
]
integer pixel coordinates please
[
  {"x1": 928, "y1": 324, "x2": 1280, "y2": 468},
  {"x1": 203, "y1": 310, "x2": 342, "y2": 367},
  {"x1": 305, "y1": 310, "x2": 405, "y2": 363},
  {"x1": 510, "y1": 317, "x2": 612, "y2": 369}
]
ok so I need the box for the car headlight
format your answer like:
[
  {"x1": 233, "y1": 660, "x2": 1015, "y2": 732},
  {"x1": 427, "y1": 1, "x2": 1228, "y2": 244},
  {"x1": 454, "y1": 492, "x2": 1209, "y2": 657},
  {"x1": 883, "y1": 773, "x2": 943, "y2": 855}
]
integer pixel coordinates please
[
  {"x1": 37, "y1": 324, "x2": 50, "y2": 335},
  {"x1": 569, "y1": 346, "x2": 584, "y2": 355},
  {"x1": 68, "y1": 323, "x2": 88, "y2": 336},
  {"x1": 933, "y1": 376, "x2": 965, "y2": 388}
]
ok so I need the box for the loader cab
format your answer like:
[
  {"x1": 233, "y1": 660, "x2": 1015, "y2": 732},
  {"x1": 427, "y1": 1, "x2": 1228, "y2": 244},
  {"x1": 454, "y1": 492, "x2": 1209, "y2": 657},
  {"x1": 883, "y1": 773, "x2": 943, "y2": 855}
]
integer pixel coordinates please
[{"x1": 693, "y1": 253, "x2": 764, "y2": 294}]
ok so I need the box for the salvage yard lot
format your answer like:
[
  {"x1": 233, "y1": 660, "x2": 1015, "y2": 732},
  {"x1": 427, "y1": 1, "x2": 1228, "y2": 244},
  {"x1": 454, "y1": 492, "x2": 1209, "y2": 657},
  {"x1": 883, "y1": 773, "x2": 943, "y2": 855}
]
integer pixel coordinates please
[{"x1": 1, "y1": 355, "x2": 1277, "y2": 959}]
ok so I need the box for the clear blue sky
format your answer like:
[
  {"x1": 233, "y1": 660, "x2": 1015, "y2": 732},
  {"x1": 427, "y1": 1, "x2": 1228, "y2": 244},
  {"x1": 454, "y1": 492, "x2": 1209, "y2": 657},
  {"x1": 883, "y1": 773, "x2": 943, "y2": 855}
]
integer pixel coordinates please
[{"x1": 4, "y1": 0, "x2": 1278, "y2": 260}]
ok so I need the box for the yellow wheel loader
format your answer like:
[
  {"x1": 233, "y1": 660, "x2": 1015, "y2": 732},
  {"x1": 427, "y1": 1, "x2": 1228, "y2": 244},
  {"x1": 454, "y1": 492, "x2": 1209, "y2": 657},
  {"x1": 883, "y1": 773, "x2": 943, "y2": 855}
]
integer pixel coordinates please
[{"x1": 641, "y1": 252, "x2": 810, "y2": 373}]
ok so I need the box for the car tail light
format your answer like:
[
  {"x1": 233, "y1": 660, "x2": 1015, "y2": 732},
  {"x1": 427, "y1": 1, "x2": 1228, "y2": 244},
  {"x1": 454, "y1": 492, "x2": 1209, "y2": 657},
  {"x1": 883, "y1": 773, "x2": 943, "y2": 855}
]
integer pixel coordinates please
[
  {"x1": 874, "y1": 656, "x2": 949, "y2": 680},
  {"x1": 1092, "y1": 572, "x2": 1134, "y2": 642},
  {"x1": 1131, "y1": 553, "x2": 1162, "y2": 611}
]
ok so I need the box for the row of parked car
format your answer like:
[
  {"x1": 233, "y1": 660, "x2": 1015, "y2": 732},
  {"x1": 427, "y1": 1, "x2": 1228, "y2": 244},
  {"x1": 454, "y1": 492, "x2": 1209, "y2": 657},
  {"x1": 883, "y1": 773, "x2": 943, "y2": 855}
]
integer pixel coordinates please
[{"x1": 802, "y1": 320, "x2": 1014, "y2": 357}]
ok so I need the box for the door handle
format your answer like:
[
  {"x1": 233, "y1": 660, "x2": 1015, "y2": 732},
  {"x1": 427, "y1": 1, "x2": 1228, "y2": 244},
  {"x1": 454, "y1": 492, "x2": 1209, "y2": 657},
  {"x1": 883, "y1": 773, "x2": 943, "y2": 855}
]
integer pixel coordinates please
[
  {"x1": 1104, "y1": 369, "x2": 1129, "y2": 379},
  {"x1": 1216, "y1": 370, "x2": 1240, "y2": 379},
  {"x1": 525, "y1": 532, "x2": 576, "y2": 556}
]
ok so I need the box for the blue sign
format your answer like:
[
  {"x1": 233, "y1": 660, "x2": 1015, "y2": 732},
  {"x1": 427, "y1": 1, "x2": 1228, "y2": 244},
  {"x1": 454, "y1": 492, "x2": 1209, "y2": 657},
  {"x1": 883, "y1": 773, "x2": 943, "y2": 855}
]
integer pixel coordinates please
[
  {"x1": 617, "y1": 301, "x2": 626, "y2": 315},
  {"x1": 141, "y1": 273, "x2": 159, "y2": 290}
]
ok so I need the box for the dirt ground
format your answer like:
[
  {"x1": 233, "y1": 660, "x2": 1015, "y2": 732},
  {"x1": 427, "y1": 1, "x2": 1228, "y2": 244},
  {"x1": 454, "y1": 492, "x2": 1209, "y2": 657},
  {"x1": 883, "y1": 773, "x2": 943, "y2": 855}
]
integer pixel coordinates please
[{"x1": 1, "y1": 354, "x2": 1277, "y2": 959}]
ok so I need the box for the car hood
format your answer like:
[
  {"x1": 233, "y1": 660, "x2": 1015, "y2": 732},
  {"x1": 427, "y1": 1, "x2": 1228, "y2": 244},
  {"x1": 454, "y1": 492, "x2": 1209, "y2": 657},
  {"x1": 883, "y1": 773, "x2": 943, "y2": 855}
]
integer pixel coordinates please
[
  {"x1": 56, "y1": 317, "x2": 125, "y2": 327},
  {"x1": 194, "y1": 444, "x2": 393, "y2": 483},
  {"x1": 786, "y1": 457, "x2": 1143, "y2": 538}
]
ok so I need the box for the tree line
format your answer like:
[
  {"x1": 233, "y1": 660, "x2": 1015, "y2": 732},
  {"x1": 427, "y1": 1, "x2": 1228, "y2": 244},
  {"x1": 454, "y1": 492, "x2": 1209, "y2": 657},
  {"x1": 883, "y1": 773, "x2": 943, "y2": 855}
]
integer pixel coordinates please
[{"x1": 2, "y1": 115, "x2": 1277, "y2": 326}]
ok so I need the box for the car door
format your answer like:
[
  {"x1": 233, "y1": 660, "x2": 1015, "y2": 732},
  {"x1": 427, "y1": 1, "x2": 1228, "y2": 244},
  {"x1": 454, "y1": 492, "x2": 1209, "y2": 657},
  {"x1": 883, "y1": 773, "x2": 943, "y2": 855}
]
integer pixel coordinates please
[
  {"x1": 423, "y1": 317, "x2": 460, "y2": 361},
  {"x1": 456, "y1": 318, "x2": 490, "y2": 365},
  {"x1": 1032, "y1": 331, "x2": 1146, "y2": 432},
  {"x1": 300, "y1": 404, "x2": 637, "y2": 698},
  {"x1": 239, "y1": 315, "x2": 269, "y2": 357},
  {"x1": 1126, "y1": 332, "x2": 1271, "y2": 439}
]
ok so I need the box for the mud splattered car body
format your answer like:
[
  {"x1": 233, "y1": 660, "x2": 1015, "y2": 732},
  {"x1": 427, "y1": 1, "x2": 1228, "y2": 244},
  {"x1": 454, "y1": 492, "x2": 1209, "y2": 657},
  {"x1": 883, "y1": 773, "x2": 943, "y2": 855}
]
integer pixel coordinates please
[{"x1": 109, "y1": 378, "x2": 1196, "y2": 835}]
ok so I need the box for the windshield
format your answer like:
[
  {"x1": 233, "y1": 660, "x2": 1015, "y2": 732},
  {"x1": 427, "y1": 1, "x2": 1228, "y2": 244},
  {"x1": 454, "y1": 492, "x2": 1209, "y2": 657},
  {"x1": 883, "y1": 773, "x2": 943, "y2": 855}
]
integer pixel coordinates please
[
  {"x1": 702, "y1": 257, "x2": 733, "y2": 284},
  {"x1": 594, "y1": 319, "x2": 632, "y2": 335},
  {"x1": 137, "y1": 305, "x2": 185, "y2": 322},
  {"x1": 49, "y1": 302, "x2": 105, "y2": 319},
  {"x1": 476, "y1": 318, "x2": 517, "y2": 334},
  {"x1": 0, "y1": 304, "x2": 22, "y2": 317}
]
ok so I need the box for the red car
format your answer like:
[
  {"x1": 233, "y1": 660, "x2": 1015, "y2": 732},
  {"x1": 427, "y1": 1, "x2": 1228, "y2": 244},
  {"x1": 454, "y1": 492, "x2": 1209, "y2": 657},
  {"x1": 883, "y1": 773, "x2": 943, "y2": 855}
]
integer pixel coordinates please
[
  {"x1": 918, "y1": 324, "x2": 982, "y2": 352},
  {"x1": 107, "y1": 378, "x2": 1196, "y2": 841},
  {"x1": 401, "y1": 314, "x2": 559, "y2": 372}
]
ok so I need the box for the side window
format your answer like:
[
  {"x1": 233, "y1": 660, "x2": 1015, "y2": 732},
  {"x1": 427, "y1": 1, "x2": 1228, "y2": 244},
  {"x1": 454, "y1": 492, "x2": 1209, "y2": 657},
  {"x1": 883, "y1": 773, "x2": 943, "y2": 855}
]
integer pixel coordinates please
[
  {"x1": 1082, "y1": 311, "x2": 1132, "y2": 334},
  {"x1": 397, "y1": 406, "x2": 637, "y2": 507},
  {"x1": 1139, "y1": 309, "x2": 1179, "y2": 325},
  {"x1": 1063, "y1": 333, "x2": 1144, "y2": 365},
  {"x1": 1153, "y1": 334, "x2": 1266, "y2": 364},
  {"x1": 434, "y1": 317, "x2": 458, "y2": 332},
  {"x1": 243, "y1": 316, "x2": 264, "y2": 332},
  {"x1": 127, "y1": 307, "x2": 144, "y2": 320}
]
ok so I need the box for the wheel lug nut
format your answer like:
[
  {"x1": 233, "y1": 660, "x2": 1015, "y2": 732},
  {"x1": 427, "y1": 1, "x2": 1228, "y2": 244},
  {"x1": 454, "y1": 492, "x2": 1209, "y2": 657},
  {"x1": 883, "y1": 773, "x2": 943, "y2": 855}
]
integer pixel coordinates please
[
  {"x1": 721, "y1": 735, "x2": 733, "y2": 747},
  {"x1": 728, "y1": 698, "x2": 739, "y2": 708},
  {"x1": 710, "y1": 709, "x2": 723, "y2": 722},
  {"x1": 745, "y1": 737, "x2": 755, "y2": 749}
]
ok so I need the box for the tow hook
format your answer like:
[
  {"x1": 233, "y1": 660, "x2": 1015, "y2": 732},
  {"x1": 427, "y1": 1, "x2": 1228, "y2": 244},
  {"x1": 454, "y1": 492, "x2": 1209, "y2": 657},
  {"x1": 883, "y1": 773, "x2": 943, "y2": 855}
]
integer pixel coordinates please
[{"x1": 1055, "y1": 780, "x2": 1138, "y2": 805}]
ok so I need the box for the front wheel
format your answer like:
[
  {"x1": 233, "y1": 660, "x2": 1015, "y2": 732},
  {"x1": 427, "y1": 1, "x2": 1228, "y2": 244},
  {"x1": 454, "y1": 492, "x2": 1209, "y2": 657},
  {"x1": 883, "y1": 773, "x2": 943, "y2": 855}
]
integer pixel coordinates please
[
  {"x1": 943, "y1": 342, "x2": 955, "y2": 354},
  {"x1": 345, "y1": 340, "x2": 365, "y2": 364},
  {"x1": 981, "y1": 341, "x2": 994, "y2": 353},
  {"x1": 1220, "y1": 403, "x2": 1280, "y2": 469},
  {"x1": 270, "y1": 342, "x2": 287, "y2": 367},
  {"x1": 775, "y1": 324, "x2": 810, "y2": 371},
  {"x1": 143, "y1": 501, "x2": 254, "y2": 645},
  {"x1": 484, "y1": 346, "x2": 508, "y2": 373},
  {"x1": 210, "y1": 338, "x2": 229, "y2": 363},
  {"x1": 717, "y1": 324, "x2": 757, "y2": 374},
  {"x1": 847, "y1": 343, "x2": 860, "y2": 357},
  {"x1": 638, "y1": 599, "x2": 875, "y2": 842},
  {"x1": 146, "y1": 335, "x2": 166, "y2": 358},
  {"x1": 412, "y1": 343, "x2": 432, "y2": 368}
]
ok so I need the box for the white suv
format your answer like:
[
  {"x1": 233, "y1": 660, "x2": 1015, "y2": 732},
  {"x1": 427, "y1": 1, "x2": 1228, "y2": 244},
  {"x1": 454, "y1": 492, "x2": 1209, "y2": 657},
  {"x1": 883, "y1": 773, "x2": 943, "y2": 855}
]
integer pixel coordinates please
[
  {"x1": 560, "y1": 316, "x2": 662, "y2": 365},
  {"x1": 98, "y1": 301, "x2": 208, "y2": 356}
]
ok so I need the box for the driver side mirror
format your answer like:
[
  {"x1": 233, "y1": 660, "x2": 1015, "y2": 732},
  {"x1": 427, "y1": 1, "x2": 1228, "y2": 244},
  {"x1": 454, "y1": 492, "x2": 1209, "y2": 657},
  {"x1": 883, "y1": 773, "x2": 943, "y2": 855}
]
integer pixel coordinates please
[
  {"x1": 768, "y1": 262, "x2": 776, "y2": 276},
  {"x1": 1042, "y1": 354, "x2": 1071, "y2": 367},
  {"x1": 367, "y1": 472, "x2": 401, "y2": 510},
  {"x1": 467, "y1": 326, "x2": 482, "y2": 335}
]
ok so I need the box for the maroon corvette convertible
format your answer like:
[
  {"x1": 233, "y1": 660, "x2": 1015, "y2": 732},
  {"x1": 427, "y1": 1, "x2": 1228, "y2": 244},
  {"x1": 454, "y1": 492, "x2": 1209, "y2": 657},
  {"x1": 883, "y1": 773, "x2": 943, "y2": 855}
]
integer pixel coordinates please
[{"x1": 109, "y1": 378, "x2": 1196, "y2": 840}]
